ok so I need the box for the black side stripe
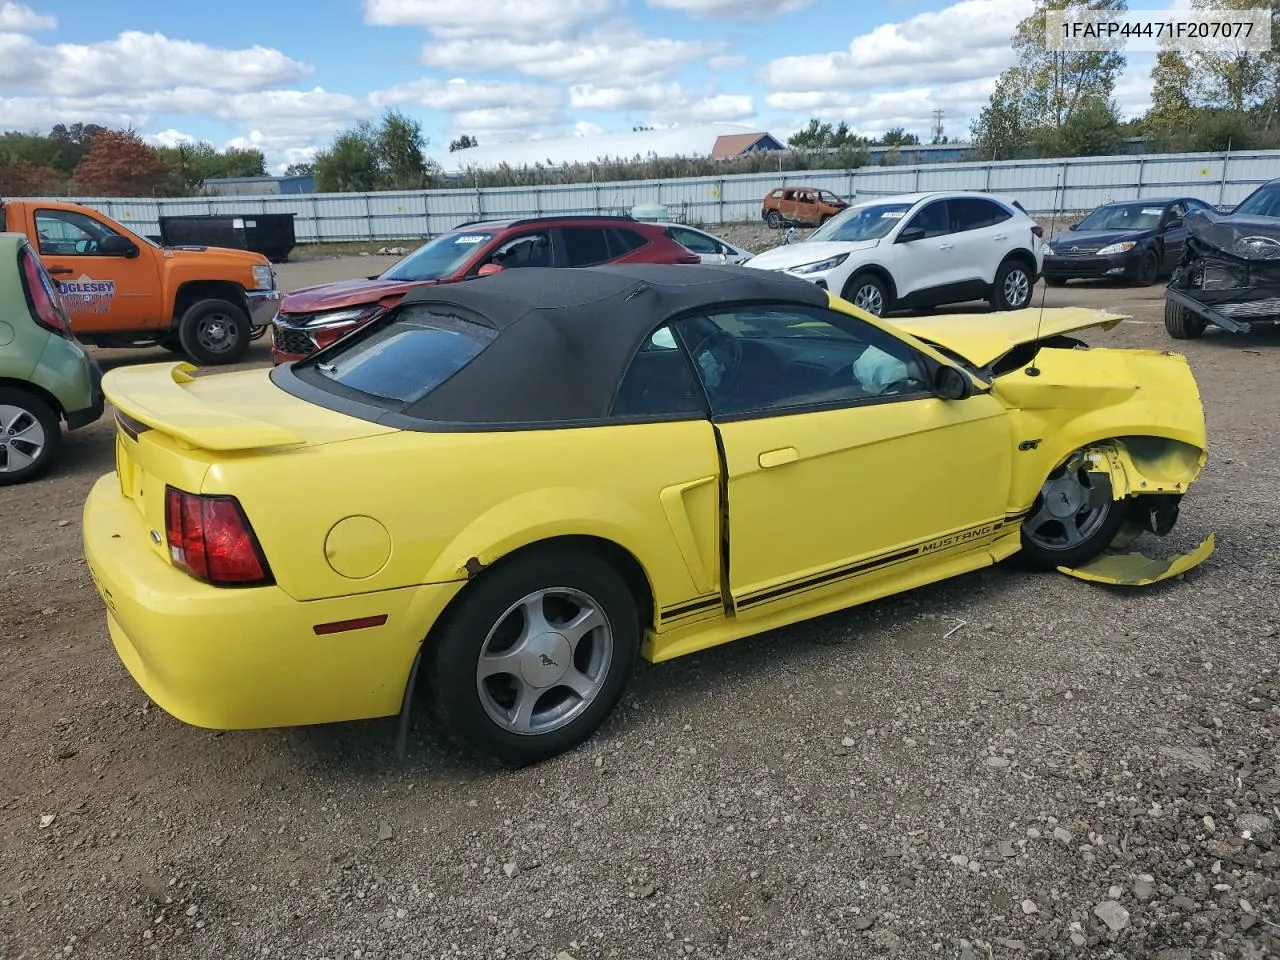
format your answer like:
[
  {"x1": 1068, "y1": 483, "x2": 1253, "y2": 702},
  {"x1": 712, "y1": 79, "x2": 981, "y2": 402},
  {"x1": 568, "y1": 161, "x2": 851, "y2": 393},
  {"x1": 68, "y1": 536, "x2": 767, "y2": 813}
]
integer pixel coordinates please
[{"x1": 661, "y1": 595, "x2": 722, "y2": 620}]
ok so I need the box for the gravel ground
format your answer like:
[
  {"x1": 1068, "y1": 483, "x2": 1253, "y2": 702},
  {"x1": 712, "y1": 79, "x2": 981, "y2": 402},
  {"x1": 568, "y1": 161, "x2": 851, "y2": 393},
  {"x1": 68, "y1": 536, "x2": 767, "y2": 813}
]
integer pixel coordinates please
[{"x1": 1, "y1": 258, "x2": 1278, "y2": 960}]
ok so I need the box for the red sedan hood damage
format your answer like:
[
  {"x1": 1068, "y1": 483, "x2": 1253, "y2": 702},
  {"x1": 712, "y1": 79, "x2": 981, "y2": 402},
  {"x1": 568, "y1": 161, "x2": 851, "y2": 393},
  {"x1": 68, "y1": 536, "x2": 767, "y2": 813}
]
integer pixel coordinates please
[{"x1": 281, "y1": 277, "x2": 435, "y2": 314}]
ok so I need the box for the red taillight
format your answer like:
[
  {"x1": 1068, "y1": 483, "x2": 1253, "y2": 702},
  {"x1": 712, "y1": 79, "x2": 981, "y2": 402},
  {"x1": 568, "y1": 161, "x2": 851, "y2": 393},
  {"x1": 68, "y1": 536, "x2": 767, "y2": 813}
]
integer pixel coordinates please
[
  {"x1": 18, "y1": 248, "x2": 71, "y2": 336},
  {"x1": 164, "y1": 486, "x2": 273, "y2": 586},
  {"x1": 1031, "y1": 224, "x2": 1044, "y2": 238}
]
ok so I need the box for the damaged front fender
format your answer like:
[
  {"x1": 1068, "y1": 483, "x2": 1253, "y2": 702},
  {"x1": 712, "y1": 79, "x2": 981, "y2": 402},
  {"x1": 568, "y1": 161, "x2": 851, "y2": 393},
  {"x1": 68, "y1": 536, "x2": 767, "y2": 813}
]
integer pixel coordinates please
[
  {"x1": 1058, "y1": 437, "x2": 1214, "y2": 586},
  {"x1": 1057, "y1": 532, "x2": 1215, "y2": 586}
]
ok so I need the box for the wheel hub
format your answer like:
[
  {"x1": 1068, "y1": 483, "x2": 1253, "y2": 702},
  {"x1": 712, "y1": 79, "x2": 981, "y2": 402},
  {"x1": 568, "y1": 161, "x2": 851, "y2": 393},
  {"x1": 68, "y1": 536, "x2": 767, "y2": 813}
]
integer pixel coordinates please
[
  {"x1": 519, "y1": 631, "x2": 571, "y2": 688},
  {"x1": 1043, "y1": 476, "x2": 1085, "y2": 518}
]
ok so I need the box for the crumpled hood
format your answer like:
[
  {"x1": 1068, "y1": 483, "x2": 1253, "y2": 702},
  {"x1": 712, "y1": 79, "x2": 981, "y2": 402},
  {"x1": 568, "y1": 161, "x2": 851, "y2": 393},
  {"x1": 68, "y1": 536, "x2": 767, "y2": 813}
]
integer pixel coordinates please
[
  {"x1": 1049, "y1": 229, "x2": 1150, "y2": 252},
  {"x1": 746, "y1": 239, "x2": 881, "y2": 271},
  {"x1": 892, "y1": 306, "x2": 1128, "y2": 369},
  {"x1": 280, "y1": 277, "x2": 431, "y2": 314}
]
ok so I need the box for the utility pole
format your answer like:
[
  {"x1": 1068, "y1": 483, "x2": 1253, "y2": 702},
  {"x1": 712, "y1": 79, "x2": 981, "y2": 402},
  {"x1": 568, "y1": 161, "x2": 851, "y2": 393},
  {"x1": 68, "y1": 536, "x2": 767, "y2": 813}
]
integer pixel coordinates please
[{"x1": 931, "y1": 108, "x2": 945, "y2": 144}]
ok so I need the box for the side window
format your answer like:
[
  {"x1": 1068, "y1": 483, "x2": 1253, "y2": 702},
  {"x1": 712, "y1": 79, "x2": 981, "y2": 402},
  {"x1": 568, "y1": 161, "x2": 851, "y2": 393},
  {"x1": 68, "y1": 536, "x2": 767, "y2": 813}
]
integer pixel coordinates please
[
  {"x1": 608, "y1": 228, "x2": 647, "y2": 254},
  {"x1": 1167, "y1": 202, "x2": 1187, "y2": 222},
  {"x1": 950, "y1": 198, "x2": 1013, "y2": 232},
  {"x1": 673, "y1": 304, "x2": 930, "y2": 418},
  {"x1": 796, "y1": 191, "x2": 815, "y2": 205},
  {"x1": 611, "y1": 324, "x2": 705, "y2": 419},
  {"x1": 669, "y1": 227, "x2": 718, "y2": 255},
  {"x1": 903, "y1": 200, "x2": 951, "y2": 238},
  {"x1": 488, "y1": 231, "x2": 552, "y2": 269},
  {"x1": 560, "y1": 227, "x2": 612, "y2": 267},
  {"x1": 34, "y1": 209, "x2": 121, "y2": 256}
]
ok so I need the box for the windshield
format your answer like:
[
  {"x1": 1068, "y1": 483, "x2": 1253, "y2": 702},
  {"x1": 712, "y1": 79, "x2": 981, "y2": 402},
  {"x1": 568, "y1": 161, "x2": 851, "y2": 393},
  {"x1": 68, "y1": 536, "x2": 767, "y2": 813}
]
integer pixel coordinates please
[
  {"x1": 381, "y1": 230, "x2": 495, "y2": 281},
  {"x1": 1075, "y1": 203, "x2": 1164, "y2": 232},
  {"x1": 809, "y1": 202, "x2": 913, "y2": 242},
  {"x1": 1234, "y1": 183, "x2": 1280, "y2": 219}
]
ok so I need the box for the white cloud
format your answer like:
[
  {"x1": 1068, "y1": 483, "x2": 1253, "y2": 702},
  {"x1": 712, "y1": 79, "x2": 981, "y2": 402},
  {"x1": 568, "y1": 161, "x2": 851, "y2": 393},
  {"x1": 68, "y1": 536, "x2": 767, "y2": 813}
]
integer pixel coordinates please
[
  {"x1": 423, "y1": 28, "x2": 723, "y2": 85},
  {"x1": 0, "y1": 1, "x2": 53, "y2": 30},
  {"x1": 363, "y1": 0, "x2": 614, "y2": 40},
  {"x1": 0, "y1": 30, "x2": 309, "y2": 97},
  {"x1": 767, "y1": 79, "x2": 996, "y2": 138},
  {"x1": 709, "y1": 54, "x2": 747, "y2": 70},
  {"x1": 646, "y1": 0, "x2": 815, "y2": 20},
  {"x1": 570, "y1": 82, "x2": 754, "y2": 124},
  {"x1": 370, "y1": 76, "x2": 560, "y2": 112},
  {"x1": 760, "y1": 0, "x2": 1030, "y2": 92},
  {"x1": 145, "y1": 128, "x2": 199, "y2": 149},
  {"x1": 574, "y1": 121, "x2": 605, "y2": 138},
  {"x1": 448, "y1": 105, "x2": 568, "y2": 142}
]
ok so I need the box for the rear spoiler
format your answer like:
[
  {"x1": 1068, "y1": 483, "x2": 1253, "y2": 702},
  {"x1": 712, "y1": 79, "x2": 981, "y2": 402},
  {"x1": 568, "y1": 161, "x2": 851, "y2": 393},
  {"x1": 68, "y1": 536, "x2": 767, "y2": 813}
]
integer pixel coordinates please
[{"x1": 103, "y1": 362, "x2": 306, "y2": 451}]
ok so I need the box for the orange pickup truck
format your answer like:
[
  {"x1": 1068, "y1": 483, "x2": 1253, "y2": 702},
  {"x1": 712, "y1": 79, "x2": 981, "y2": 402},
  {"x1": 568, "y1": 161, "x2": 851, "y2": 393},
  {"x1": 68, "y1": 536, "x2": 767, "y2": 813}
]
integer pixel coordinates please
[{"x1": 0, "y1": 197, "x2": 279, "y2": 365}]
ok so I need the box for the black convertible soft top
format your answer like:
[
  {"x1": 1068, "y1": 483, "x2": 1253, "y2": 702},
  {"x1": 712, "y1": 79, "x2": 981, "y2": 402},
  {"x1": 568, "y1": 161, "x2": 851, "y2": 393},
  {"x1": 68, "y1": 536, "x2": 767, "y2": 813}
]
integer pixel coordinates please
[{"x1": 279, "y1": 263, "x2": 830, "y2": 428}]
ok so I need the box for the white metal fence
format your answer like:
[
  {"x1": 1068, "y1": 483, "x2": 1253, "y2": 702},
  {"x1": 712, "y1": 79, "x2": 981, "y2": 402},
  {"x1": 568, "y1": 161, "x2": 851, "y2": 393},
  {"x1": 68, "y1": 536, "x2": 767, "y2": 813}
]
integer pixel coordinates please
[{"x1": 58, "y1": 149, "x2": 1280, "y2": 244}]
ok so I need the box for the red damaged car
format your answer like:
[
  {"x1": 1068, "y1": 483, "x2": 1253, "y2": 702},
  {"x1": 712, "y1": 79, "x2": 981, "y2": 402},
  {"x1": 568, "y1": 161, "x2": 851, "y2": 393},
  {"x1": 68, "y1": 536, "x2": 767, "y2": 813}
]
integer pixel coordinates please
[{"x1": 271, "y1": 214, "x2": 701, "y2": 363}]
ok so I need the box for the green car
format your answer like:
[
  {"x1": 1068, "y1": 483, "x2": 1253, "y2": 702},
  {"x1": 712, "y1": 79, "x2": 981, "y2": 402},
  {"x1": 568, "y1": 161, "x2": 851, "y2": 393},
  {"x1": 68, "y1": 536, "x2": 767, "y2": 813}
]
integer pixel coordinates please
[{"x1": 0, "y1": 232, "x2": 104, "y2": 484}]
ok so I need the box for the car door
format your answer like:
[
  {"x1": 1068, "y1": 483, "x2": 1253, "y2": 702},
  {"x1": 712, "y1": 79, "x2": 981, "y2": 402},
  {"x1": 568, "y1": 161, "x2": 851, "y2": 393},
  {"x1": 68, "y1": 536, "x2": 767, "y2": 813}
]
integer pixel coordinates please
[
  {"x1": 667, "y1": 226, "x2": 726, "y2": 264},
  {"x1": 32, "y1": 207, "x2": 164, "y2": 332},
  {"x1": 1159, "y1": 201, "x2": 1190, "y2": 271},
  {"x1": 556, "y1": 227, "x2": 614, "y2": 267},
  {"x1": 947, "y1": 197, "x2": 1017, "y2": 291},
  {"x1": 793, "y1": 190, "x2": 821, "y2": 225},
  {"x1": 889, "y1": 199, "x2": 958, "y2": 300},
  {"x1": 481, "y1": 229, "x2": 555, "y2": 271},
  {"x1": 671, "y1": 303, "x2": 1013, "y2": 622}
]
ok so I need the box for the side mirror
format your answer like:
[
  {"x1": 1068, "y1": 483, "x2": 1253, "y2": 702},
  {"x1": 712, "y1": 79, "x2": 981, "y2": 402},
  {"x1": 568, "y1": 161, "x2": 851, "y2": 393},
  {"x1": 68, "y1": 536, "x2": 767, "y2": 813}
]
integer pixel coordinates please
[
  {"x1": 100, "y1": 235, "x2": 138, "y2": 258},
  {"x1": 933, "y1": 365, "x2": 972, "y2": 401},
  {"x1": 1068, "y1": 221, "x2": 1081, "y2": 230},
  {"x1": 896, "y1": 226, "x2": 926, "y2": 244},
  {"x1": 477, "y1": 262, "x2": 503, "y2": 277}
]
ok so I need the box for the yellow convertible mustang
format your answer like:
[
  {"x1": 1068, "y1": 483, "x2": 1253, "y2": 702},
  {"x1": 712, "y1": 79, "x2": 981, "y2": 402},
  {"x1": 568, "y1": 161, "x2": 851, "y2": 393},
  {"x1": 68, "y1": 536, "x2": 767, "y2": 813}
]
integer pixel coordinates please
[{"x1": 83, "y1": 264, "x2": 1211, "y2": 765}]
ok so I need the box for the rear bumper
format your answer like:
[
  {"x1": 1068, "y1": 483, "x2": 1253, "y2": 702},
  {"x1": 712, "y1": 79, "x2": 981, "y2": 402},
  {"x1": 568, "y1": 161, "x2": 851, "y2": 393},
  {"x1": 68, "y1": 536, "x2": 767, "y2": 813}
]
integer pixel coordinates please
[
  {"x1": 65, "y1": 354, "x2": 104, "y2": 430},
  {"x1": 82, "y1": 474, "x2": 461, "y2": 730}
]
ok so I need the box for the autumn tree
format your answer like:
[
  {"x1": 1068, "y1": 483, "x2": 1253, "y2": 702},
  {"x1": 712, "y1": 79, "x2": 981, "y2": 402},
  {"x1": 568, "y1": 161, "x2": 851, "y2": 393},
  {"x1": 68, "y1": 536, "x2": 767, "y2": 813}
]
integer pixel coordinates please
[
  {"x1": 0, "y1": 161, "x2": 59, "y2": 196},
  {"x1": 72, "y1": 129, "x2": 169, "y2": 196},
  {"x1": 48, "y1": 123, "x2": 105, "y2": 174}
]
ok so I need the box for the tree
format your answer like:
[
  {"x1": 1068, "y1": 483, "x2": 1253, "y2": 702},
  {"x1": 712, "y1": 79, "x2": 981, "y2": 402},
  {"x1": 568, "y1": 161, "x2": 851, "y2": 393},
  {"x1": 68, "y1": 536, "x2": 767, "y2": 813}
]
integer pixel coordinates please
[
  {"x1": 1039, "y1": 96, "x2": 1122, "y2": 156},
  {"x1": 73, "y1": 129, "x2": 169, "y2": 196},
  {"x1": 313, "y1": 123, "x2": 381, "y2": 192},
  {"x1": 284, "y1": 162, "x2": 315, "y2": 176},
  {"x1": 971, "y1": 72, "x2": 1032, "y2": 159},
  {"x1": 375, "y1": 109, "x2": 431, "y2": 189},
  {"x1": 47, "y1": 123, "x2": 105, "y2": 174},
  {"x1": 156, "y1": 141, "x2": 266, "y2": 192},
  {"x1": 879, "y1": 127, "x2": 920, "y2": 146},
  {"x1": 0, "y1": 161, "x2": 59, "y2": 196},
  {"x1": 788, "y1": 117, "x2": 835, "y2": 148},
  {"x1": 449, "y1": 134, "x2": 478, "y2": 152}
]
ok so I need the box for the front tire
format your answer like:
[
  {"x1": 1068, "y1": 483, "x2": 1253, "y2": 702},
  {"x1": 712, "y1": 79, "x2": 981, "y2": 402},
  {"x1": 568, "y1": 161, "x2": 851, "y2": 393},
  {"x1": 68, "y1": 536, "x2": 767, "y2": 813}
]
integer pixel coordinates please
[
  {"x1": 1133, "y1": 249, "x2": 1159, "y2": 286},
  {"x1": 0, "y1": 388, "x2": 61, "y2": 486},
  {"x1": 177, "y1": 298, "x2": 251, "y2": 365},
  {"x1": 424, "y1": 546, "x2": 640, "y2": 766},
  {"x1": 991, "y1": 258, "x2": 1034, "y2": 310},
  {"x1": 1164, "y1": 297, "x2": 1206, "y2": 339},
  {"x1": 843, "y1": 272, "x2": 890, "y2": 317},
  {"x1": 766, "y1": 210, "x2": 783, "y2": 229},
  {"x1": 1013, "y1": 448, "x2": 1127, "y2": 571}
]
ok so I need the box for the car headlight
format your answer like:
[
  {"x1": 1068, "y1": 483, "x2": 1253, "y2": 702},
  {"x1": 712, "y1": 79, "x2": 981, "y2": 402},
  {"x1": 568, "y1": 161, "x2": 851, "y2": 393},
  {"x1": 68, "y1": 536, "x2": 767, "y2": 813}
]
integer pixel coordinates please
[
  {"x1": 1096, "y1": 241, "x2": 1136, "y2": 256},
  {"x1": 790, "y1": 253, "x2": 850, "y2": 275},
  {"x1": 252, "y1": 264, "x2": 275, "y2": 290},
  {"x1": 301, "y1": 306, "x2": 381, "y2": 330}
]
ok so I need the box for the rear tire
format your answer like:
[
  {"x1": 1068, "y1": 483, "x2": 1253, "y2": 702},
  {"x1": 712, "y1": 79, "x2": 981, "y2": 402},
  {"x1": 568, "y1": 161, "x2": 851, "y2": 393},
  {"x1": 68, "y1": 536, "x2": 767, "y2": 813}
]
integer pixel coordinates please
[
  {"x1": 0, "y1": 387, "x2": 61, "y2": 486},
  {"x1": 424, "y1": 546, "x2": 641, "y2": 766},
  {"x1": 766, "y1": 210, "x2": 783, "y2": 229},
  {"x1": 177, "y1": 298, "x2": 251, "y2": 365},
  {"x1": 1164, "y1": 297, "x2": 1206, "y2": 339}
]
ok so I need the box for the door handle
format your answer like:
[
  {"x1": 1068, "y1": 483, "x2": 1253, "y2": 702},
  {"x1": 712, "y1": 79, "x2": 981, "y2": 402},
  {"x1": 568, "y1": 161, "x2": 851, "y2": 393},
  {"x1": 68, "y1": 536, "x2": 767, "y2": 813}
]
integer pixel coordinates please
[
  {"x1": 47, "y1": 267, "x2": 73, "y2": 275},
  {"x1": 992, "y1": 233, "x2": 1008, "y2": 240},
  {"x1": 938, "y1": 243, "x2": 954, "y2": 251},
  {"x1": 759, "y1": 447, "x2": 799, "y2": 469}
]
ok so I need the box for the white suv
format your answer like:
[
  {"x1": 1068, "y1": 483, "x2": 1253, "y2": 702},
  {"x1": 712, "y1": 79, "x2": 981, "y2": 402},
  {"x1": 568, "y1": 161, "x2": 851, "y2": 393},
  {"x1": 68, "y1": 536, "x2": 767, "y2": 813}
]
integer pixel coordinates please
[{"x1": 744, "y1": 191, "x2": 1045, "y2": 317}]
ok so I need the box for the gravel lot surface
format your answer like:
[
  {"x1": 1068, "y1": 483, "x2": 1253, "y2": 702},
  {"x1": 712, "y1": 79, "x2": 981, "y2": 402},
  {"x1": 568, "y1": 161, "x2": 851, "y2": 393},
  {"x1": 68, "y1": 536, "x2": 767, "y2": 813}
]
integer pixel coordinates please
[{"x1": 2, "y1": 242, "x2": 1278, "y2": 960}]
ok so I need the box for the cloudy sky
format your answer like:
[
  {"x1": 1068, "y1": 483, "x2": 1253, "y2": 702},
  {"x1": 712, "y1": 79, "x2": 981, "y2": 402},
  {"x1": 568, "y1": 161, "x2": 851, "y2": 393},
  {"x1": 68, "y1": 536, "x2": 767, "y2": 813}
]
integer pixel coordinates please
[{"x1": 0, "y1": 0, "x2": 1167, "y2": 172}]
